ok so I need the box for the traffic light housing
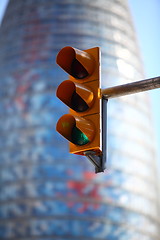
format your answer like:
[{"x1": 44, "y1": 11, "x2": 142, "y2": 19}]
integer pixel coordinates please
[{"x1": 56, "y1": 46, "x2": 102, "y2": 156}]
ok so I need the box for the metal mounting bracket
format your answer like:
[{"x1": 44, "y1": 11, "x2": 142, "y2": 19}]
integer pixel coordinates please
[
  {"x1": 84, "y1": 151, "x2": 105, "y2": 173},
  {"x1": 84, "y1": 98, "x2": 108, "y2": 173}
]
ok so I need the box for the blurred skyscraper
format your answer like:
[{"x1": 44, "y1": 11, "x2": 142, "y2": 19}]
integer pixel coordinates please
[{"x1": 0, "y1": 0, "x2": 159, "y2": 239}]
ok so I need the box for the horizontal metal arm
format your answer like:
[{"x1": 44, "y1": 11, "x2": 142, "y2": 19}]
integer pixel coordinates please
[{"x1": 101, "y1": 76, "x2": 160, "y2": 99}]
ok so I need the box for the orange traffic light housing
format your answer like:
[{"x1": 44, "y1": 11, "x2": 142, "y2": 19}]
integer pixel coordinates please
[{"x1": 56, "y1": 46, "x2": 102, "y2": 156}]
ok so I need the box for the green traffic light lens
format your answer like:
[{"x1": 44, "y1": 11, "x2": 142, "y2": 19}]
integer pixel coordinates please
[{"x1": 71, "y1": 126, "x2": 89, "y2": 146}]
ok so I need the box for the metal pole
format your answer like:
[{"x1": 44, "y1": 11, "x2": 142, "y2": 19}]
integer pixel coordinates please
[
  {"x1": 101, "y1": 98, "x2": 107, "y2": 171},
  {"x1": 84, "y1": 98, "x2": 108, "y2": 173},
  {"x1": 101, "y1": 76, "x2": 160, "y2": 99}
]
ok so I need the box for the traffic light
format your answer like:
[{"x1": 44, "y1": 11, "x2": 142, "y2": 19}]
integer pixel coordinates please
[{"x1": 56, "y1": 46, "x2": 102, "y2": 157}]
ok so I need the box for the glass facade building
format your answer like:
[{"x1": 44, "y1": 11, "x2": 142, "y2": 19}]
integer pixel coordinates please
[{"x1": 0, "y1": 0, "x2": 159, "y2": 239}]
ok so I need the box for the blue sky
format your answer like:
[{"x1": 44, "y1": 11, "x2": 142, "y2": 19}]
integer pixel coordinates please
[
  {"x1": 0, "y1": 0, "x2": 159, "y2": 160},
  {"x1": 128, "y1": 0, "x2": 160, "y2": 162},
  {"x1": 0, "y1": 0, "x2": 8, "y2": 23}
]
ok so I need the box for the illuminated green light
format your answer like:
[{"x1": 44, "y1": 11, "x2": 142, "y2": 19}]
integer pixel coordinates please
[{"x1": 71, "y1": 126, "x2": 89, "y2": 146}]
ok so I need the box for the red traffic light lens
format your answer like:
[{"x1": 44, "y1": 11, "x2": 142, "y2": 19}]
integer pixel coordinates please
[
  {"x1": 71, "y1": 59, "x2": 88, "y2": 79},
  {"x1": 56, "y1": 46, "x2": 95, "y2": 80}
]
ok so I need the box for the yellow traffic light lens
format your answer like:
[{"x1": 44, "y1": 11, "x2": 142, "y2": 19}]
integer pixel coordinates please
[
  {"x1": 71, "y1": 91, "x2": 88, "y2": 112},
  {"x1": 71, "y1": 59, "x2": 88, "y2": 79},
  {"x1": 56, "y1": 80, "x2": 94, "y2": 113},
  {"x1": 71, "y1": 126, "x2": 89, "y2": 145}
]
